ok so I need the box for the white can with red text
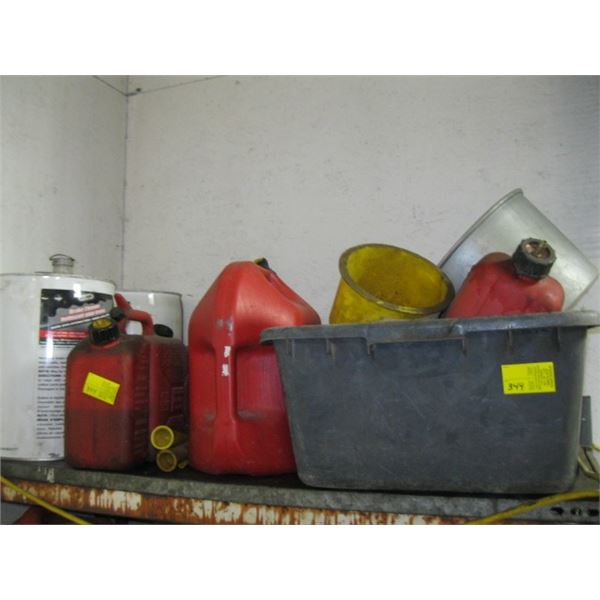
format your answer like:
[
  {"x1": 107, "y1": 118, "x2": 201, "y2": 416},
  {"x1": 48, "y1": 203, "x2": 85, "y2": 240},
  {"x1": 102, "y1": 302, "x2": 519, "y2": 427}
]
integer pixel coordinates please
[{"x1": 1, "y1": 255, "x2": 115, "y2": 460}]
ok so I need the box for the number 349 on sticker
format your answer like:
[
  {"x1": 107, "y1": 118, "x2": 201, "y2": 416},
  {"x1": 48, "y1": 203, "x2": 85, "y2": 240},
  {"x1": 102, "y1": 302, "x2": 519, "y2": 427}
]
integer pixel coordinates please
[
  {"x1": 501, "y1": 362, "x2": 556, "y2": 395},
  {"x1": 506, "y1": 381, "x2": 526, "y2": 393}
]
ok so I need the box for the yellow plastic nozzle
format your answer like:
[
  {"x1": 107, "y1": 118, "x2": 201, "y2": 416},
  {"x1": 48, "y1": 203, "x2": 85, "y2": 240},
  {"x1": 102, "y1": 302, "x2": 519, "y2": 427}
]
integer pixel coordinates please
[
  {"x1": 150, "y1": 425, "x2": 187, "y2": 450},
  {"x1": 156, "y1": 443, "x2": 188, "y2": 473},
  {"x1": 156, "y1": 450, "x2": 178, "y2": 472}
]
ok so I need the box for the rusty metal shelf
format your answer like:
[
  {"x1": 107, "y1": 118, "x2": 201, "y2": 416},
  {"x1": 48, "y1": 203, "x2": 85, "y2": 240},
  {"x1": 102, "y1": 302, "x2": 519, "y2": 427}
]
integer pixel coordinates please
[{"x1": 2, "y1": 459, "x2": 598, "y2": 524}]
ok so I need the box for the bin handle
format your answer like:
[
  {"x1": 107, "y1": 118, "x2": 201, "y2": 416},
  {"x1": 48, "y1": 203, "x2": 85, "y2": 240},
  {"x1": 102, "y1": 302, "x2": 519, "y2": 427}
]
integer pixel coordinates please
[
  {"x1": 366, "y1": 324, "x2": 467, "y2": 354},
  {"x1": 367, "y1": 334, "x2": 466, "y2": 345},
  {"x1": 366, "y1": 335, "x2": 467, "y2": 357},
  {"x1": 366, "y1": 323, "x2": 467, "y2": 347}
]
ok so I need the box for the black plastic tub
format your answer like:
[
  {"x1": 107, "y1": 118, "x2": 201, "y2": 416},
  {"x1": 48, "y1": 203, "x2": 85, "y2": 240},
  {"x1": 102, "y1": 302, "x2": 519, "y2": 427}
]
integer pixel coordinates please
[{"x1": 262, "y1": 311, "x2": 600, "y2": 494}]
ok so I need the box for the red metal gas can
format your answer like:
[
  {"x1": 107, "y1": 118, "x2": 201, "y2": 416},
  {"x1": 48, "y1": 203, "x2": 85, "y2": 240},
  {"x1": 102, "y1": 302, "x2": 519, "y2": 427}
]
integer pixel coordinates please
[
  {"x1": 188, "y1": 259, "x2": 321, "y2": 475},
  {"x1": 445, "y1": 238, "x2": 565, "y2": 318}
]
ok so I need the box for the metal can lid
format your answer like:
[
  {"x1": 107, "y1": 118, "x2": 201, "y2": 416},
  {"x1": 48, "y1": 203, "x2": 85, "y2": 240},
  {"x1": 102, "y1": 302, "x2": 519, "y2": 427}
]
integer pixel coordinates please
[{"x1": 50, "y1": 254, "x2": 75, "y2": 274}]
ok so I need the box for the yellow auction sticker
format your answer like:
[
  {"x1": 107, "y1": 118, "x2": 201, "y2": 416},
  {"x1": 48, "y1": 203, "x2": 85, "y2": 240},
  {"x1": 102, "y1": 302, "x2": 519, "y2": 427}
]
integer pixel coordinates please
[
  {"x1": 82, "y1": 372, "x2": 121, "y2": 405},
  {"x1": 501, "y1": 362, "x2": 556, "y2": 395}
]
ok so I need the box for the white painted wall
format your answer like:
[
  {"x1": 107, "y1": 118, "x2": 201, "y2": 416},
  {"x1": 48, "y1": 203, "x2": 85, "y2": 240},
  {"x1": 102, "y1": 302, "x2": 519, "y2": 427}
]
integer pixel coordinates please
[
  {"x1": 0, "y1": 76, "x2": 127, "y2": 283},
  {"x1": 0, "y1": 75, "x2": 127, "y2": 523},
  {"x1": 124, "y1": 77, "x2": 599, "y2": 317},
  {"x1": 124, "y1": 75, "x2": 600, "y2": 437}
]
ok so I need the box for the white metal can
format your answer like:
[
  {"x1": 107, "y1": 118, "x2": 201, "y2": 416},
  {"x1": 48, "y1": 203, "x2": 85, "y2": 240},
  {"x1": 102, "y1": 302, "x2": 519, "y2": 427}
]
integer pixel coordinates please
[
  {"x1": 117, "y1": 290, "x2": 183, "y2": 340},
  {"x1": 0, "y1": 255, "x2": 115, "y2": 460}
]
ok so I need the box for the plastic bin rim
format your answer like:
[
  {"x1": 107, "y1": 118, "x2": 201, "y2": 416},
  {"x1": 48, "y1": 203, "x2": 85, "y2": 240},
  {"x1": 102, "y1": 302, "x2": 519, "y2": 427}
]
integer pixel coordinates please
[{"x1": 261, "y1": 310, "x2": 600, "y2": 342}]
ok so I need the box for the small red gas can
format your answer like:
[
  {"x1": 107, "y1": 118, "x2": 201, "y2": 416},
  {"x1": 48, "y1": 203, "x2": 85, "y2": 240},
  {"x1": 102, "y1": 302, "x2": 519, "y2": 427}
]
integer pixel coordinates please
[
  {"x1": 65, "y1": 317, "x2": 150, "y2": 470},
  {"x1": 188, "y1": 259, "x2": 321, "y2": 475},
  {"x1": 445, "y1": 238, "x2": 565, "y2": 318}
]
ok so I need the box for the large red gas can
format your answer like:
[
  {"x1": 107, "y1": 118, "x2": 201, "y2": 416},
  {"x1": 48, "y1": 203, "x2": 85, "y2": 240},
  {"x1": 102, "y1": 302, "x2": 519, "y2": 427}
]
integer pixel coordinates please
[
  {"x1": 188, "y1": 260, "x2": 321, "y2": 475},
  {"x1": 446, "y1": 238, "x2": 565, "y2": 318}
]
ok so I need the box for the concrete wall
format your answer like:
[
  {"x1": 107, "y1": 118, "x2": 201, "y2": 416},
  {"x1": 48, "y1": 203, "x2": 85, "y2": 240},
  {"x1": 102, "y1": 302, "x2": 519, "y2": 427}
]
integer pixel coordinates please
[
  {"x1": 124, "y1": 75, "x2": 599, "y2": 436},
  {"x1": 124, "y1": 76, "x2": 598, "y2": 315},
  {"x1": 0, "y1": 75, "x2": 127, "y2": 523},
  {"x1": 0, "y1": 76, "x2": 127, "y2": 282}
]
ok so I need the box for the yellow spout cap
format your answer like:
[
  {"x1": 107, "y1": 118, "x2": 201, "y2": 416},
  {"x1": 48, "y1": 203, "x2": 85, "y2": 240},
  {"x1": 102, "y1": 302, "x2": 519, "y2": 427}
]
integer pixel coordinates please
[
  {"x1": 156, "y1": 443, "x2": 188, "y2": 473},
  {"x1": 150, "y1": 425, "x2": 188, "y2": 450}
]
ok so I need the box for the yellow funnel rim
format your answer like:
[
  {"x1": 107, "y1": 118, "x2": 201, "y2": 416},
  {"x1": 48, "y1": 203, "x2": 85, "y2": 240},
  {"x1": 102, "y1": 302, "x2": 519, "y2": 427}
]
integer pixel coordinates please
[{"x1": 338, "y1": 243, "x2": 454, "y2": 316}]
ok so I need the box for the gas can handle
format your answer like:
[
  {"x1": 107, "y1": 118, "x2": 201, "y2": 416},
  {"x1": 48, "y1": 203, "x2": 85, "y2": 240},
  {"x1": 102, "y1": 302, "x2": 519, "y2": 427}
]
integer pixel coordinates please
[
  {"x1": 114, "y1": 292, "x2": 155, "y2": 335},
  {"x1": 126, "y1": 309, "x2": 155, "y2": 336}
]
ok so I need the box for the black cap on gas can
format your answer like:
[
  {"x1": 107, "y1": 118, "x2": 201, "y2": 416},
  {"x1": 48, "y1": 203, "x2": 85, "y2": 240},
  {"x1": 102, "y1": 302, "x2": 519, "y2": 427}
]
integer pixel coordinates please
[
  {"x1": 512, "y1": 238, "x2": 557, "y2": 279},
  {"x1": 89, "y1": 317, "x2": 120, "y2": 345}
]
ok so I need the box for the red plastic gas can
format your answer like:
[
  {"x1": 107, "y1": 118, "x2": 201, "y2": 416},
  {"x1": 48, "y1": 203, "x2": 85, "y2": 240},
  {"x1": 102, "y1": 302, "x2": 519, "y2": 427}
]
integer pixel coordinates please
[
  {"x1": 188, "y1": 259, "x2": 321, "y2": 475},
  {"x1": 446, "y1": 238, "x2": 565, "y2": 318},
  {"x1": 65, "y1": 317, "x2": 150, "y2": 470},
  {"x1": 113, "y1": 294, "x2": 187, "y2": 456},
  {"x1": 65, "y1": 306, "x2": 188, "y2": 471}
]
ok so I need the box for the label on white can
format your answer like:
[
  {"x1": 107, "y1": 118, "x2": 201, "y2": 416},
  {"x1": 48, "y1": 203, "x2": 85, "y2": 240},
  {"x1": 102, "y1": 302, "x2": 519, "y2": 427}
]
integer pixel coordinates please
[{"x1": 36, "y1": 288, "x2": 113, "y2": 442}]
